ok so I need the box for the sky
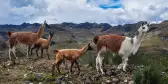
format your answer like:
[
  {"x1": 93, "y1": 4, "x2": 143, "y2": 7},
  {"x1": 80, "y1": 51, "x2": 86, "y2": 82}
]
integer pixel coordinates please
[{"x1": 0, "y1": 0, "x2": 168, "y2": 25}]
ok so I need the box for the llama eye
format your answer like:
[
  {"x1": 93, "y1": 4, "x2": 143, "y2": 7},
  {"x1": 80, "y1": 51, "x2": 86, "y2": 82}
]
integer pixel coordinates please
[{"x1": 142, "y1": 27, "x2": 145, "y2": 29}]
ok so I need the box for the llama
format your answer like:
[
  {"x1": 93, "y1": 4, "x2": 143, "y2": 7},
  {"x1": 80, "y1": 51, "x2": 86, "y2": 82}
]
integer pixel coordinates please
[
  {"x1": 93, "y1": 22, "x2": 150, "y2": 74},
  {"x1": 7, "y1": 21, "x2": 50, "y2": 62},
  {"x1": 30, "y1": 32, "x2": 54, "y2": 60},
  {"x1": 51, "y1": 43, "x2": 92, "y2": 76}
]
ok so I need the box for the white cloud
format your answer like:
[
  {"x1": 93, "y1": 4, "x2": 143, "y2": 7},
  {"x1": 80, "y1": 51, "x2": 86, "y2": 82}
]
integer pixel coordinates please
[{"x1": 0, "y1": 0, "x2": 168, "y2": 25}]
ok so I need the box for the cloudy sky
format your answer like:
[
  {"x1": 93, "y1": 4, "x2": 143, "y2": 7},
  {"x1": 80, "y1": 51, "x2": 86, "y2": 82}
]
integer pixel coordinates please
[{"x1": 0, "y1": 0, "x2": 168, "y2": 25}]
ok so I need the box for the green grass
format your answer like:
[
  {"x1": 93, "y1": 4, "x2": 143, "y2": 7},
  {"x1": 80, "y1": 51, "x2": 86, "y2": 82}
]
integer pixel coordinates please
[{"x1": 133, "y1": 66, "x2": 168, "y2": 84}]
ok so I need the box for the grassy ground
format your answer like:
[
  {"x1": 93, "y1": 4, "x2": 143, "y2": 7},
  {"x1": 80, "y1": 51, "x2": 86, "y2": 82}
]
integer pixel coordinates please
[{"x1": 1, "y1": 34, "x2": 168, "y2": 83}]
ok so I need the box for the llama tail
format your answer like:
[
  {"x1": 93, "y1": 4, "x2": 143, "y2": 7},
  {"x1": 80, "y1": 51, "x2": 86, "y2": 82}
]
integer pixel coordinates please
[
  {"x1": 53, "y1": 50, "x2": 59, "y2": 54},
  {"x1": 93, "y1": 36, "x2": 99, "y2": 44},
  {"x1": 7, "y1": 32, "x2": 12, "y2": 37}
]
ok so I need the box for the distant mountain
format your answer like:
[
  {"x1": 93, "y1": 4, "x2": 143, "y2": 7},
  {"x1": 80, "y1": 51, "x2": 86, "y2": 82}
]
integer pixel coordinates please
[{"x1": 0, "y1": 21, "x2": 168, "y2": 41}]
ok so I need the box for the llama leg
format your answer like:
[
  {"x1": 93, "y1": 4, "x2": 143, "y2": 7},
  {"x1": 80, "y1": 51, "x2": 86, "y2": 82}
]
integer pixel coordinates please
[
  {"x1": 96, "y1": 54, "x2": 100, "y2": 72},
  {"x1": 56, "y1": 61, "x2": 62, "y2": 74},
  {"x1": 117, "y1": 54, "x2": 128, "y2": 70},
  {"x1": 70, "y1": 61, "x2": 75, "y2": 72},
  {"x1": 52, "y1": 62, "x2": 56, "y2": 76},
  {"x1": 75, "y1": 61, "x2": 80, "y2": 71},
  {"x1": 30, "y1": 46, "x2": 36, "y2": 55},
  {"x1": 99, "y1": 55, "x2": 105, "y2": 74},
  {"x1": 96, "y1": 51, "x2": 103, "y2": 73},
  {"x1": 26, "y1": 45, "x2": 31, "y2": 58},
  {"x1": 36, "y1": 47, "x2": 40, "y2": 58},
  {"x1": 63, "y1": 59, "x2": 68, "y2": 69},
  {"x1": 28, "y1": 45, "x2": 31, "y2": 55},
  {"x1": 46, "y1": 49, "x2": 50, "y2": 60},
  {"x1": 41, "y1": 48, "x2": 43, "y2": 58},
  {"x1": 117, "y1": 57, "x2": 124, "y2": 70},
  {"x1": 9, "y1": 48, "x2": 12, "y2": 61},
  {"x1": 122, "y1": 57, "x2": 129, "y2": 71},
  {"x1": 12, "y1": 47, "x2": 17, "y2": 59}
]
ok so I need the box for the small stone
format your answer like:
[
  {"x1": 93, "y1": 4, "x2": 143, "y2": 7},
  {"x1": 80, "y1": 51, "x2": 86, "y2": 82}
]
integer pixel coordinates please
[
  {"x1": 124, "y1": 79, "x2": 128, "y2": 83},
  {"x1": 112, "y1": 78, "x2": 119, "y2": 83},
  {"x1": 106, "y1": 80, "x2": 112, "y2": 84},
  {"x1": 93, "y1": 74, "x2": 101, "y2": 81},
  {"x1": 29, "y1": 83, "x2": 34, "y2": 84},
  {"x1": 61, "y1": 82, "x2": 66, "y2": 84},
  {"x1": 141, "y1": 65, "x2": 144, "y2": 68},
  {"x1": 57, "y1": 75, "x2": 66, "y2": 81},
  {"x1": 128, "y1": 81, "x2": 134, "y2": 84},
  {"x1": 65, "y1": 74, "x2": 69, "y2": 78},
  {"x1": 106, "y1": 71, "x2": 112, "y2": 76},
  {"x1": 69, "y1": 81, "x2": 73, "y2": 84},
  {"x1": 161, "y1": 71, "x2": 165, "y2": 75},
  {"x1": 35, "y1": 73, "x2": 44, "y2": 81},
  {"x1": 24, "y1": 81, "x2": 31, "y2": 84},
  {"x1": 84, "y1": 64, "x2": 90, "y2": 68},
  {"x1": 24, "y1": 74, "x2": 27, "y2": 78},
  {"x1": 39, "y1": 82, "x2": 43, "y2": 84}
]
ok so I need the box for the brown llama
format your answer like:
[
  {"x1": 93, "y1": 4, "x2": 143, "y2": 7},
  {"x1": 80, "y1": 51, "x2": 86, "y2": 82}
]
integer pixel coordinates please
[
  {"x1": 93, "y1": 22, "x2": 150, "y2": 74},
  {"x1": 51, "y1": 43, "x2": 92, "y2": 76},
  {"x1": 7, "y1": 21, "x2": 50, "y2": 62},
  {"x1": 30, "y1": 32, "x2": 54, "y2": 60}
]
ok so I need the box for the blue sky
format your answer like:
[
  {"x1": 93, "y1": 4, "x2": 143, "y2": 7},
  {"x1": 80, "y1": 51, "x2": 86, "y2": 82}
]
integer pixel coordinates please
[{"x1": 0, "y1": 0, "x2": 168, "y2": 25}]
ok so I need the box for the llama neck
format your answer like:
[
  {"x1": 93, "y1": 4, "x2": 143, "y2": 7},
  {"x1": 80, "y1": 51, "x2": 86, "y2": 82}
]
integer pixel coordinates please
[
  {"x1": 47, "y1": 35, "x2": 52, "y2": 45},
  {"x1": 134, "y1": 31, "x2": 145, "y2": 44},
  {"x1": 37, "y1": 24, "x2": 44, "y2": 38},
  {"x1": 79, "y1": 45, "x2": 88, "y2": 55},
  {"x1": 131, "y1": 31, "x2": 145, "y2": 55},
  {"x1": 47, "y1": 35, "x2": 52, "y2": 41}
]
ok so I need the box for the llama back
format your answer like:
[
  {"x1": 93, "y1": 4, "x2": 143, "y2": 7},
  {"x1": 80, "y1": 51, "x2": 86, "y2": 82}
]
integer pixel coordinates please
[
  {"x1": 8, "y1": 32, "x2": 39, "y2": 45},
  {"x1": 95, "y1": 34, "x2": 126, "y2": 52}
]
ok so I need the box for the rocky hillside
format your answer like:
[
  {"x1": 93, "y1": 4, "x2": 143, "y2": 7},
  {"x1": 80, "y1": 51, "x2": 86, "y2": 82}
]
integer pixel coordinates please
[
  {"x1": 1, "y1": 20, "x2": 168, "y2": 84},
  {"x1": 0, "y1": 21, "x2": 148, "y2": 40}
]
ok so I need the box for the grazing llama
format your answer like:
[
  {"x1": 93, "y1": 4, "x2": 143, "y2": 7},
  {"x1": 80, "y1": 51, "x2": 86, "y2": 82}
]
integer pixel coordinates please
[
  {"x1": 93, "y1": 22, "x2": 150, "y2": 74},
  {"x1": 7, "y1": 21, "x2": 50, "y2": 62},
  {"x1": 52, "y1": 43, "x2": 92, "y2": 76},
  {"x1": 30, "y1": 32, "x2": 54, "y2": 59}
]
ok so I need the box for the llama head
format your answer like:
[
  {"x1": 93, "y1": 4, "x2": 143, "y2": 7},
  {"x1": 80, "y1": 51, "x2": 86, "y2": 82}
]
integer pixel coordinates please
[
  {"x1": 87, "y1": 43, "x2": 93, "y2": 50},
  {"x1": 138, "y1": 22, "x2": 150, "y2": 33},
  {"x1": 44, "y1": 20, "x2": 50, "y2": 29},
  {"x1": 49, "y1": 32, "x2": 54, "y2": 38}
]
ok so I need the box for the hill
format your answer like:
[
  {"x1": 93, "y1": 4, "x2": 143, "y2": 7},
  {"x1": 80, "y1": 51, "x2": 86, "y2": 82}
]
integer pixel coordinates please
[{"x1": 1, "y1": 21, "x2": 168, "y2": 83}]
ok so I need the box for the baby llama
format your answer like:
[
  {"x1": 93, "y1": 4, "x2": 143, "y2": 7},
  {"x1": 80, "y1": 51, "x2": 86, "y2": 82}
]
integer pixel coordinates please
[
  {"x1": 31, "y1": 32, "x2": 54, "y2": 59},
  {"x1": 52, "y1": 43, "x2": 92, "y2": 76}
]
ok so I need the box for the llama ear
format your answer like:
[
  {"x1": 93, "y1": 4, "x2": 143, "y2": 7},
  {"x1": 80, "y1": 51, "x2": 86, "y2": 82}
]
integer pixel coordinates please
[
  {"x1": 141, "y1": 21, "x2": 147, "y2": 26},
  {"x1": 141, "y1": 22, "x2": 144, "y2": 26},
  {"x1": 147, "y1": 23, "x2": 150, "y2": 26}
]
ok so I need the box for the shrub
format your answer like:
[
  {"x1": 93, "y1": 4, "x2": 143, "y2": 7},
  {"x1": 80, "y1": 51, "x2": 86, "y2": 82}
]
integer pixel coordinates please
[{"x1": 133, "y1": 66, "x2": 168, "y2": 84}]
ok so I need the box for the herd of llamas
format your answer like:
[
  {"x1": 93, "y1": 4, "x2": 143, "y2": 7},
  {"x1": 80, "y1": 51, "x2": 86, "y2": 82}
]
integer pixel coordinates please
[{"x1": 6, "y1": 21, "x2": 150, "y2": 75}]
